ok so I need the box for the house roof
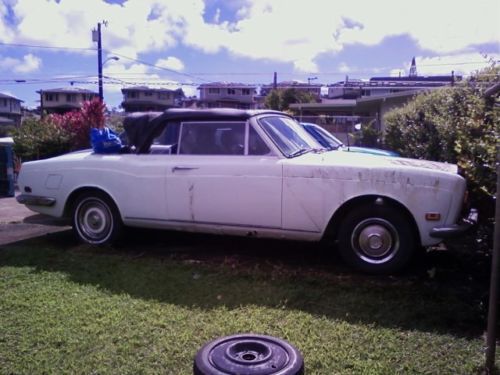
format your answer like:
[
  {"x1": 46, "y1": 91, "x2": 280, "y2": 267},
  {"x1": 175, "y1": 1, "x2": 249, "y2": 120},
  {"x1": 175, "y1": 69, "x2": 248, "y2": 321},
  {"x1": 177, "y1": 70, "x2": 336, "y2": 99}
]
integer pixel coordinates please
[
  {"x1": 262, "y1": 81, "x2": 323, "y2": 88},
  {"x1": 370, "y1": 75, "x2": 458, "y2": 83},
  {"x1": 0, "y1": 92, "x2": 23, "y2": 102},
  {"x1": 198, "y1": 82, "x2": 257, "y2": 89},
  {"x1": 289, "y1": 91, "x2": 420, "y2": 111},
  {"x1": 36, "y1": 87, "x2": 98, "y2": 94},
  {"x1": 356, "y1": 90, "x2": 421, "y2": 103},
  {"x1": 290, "y1": 99, "x2": 356, "y2": 111},
  {"x1": 121, "y1": 86, "x2": 176, "y2": 93}
]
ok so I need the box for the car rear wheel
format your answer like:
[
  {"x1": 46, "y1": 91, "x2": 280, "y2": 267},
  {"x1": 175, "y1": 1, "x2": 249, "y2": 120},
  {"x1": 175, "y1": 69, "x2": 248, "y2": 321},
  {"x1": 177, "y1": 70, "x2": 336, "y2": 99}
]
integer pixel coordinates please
[
  {"x1": 72, "y1": 192, "x2": 122, "y2": 245},
  {"x1": 337, "y1": 203, "x2": 416, "y2": 274}
]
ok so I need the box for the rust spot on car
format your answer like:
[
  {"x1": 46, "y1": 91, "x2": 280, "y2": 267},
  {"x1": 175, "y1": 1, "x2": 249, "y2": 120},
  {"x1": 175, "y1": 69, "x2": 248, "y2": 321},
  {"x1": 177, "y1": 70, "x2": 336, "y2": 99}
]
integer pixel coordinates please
[{"x1": 189, "y1": 183, "x2": 195, "y2": 221}]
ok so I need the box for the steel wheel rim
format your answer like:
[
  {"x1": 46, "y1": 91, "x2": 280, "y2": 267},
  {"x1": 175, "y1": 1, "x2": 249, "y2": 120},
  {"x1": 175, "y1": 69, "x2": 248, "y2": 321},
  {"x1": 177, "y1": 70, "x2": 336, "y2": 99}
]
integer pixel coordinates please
[
  {"x1": 351, "y1": 218, "x2": 399, "y2": 264},
  {"x1": 76, "y1": 198, "x2": 113, "y2": 243}
]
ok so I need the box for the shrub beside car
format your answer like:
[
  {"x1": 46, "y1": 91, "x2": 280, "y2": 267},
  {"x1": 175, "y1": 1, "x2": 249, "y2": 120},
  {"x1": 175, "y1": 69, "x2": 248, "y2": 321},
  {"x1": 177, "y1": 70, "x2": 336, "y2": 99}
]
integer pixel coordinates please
[{"x1": 384, "y1": 67, "x2": 499, "y2": 221}]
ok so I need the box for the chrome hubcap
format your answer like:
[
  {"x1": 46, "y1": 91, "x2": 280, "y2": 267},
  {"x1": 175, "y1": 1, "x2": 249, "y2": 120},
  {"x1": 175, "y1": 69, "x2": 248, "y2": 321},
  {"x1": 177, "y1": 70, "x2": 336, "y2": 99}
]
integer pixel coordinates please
[
  {"x1": 351, "y1": 218, "x2": 399, "y2": 264},
  {"x1": 76, "y1": 198, "x2": 112, "y2": 243}
]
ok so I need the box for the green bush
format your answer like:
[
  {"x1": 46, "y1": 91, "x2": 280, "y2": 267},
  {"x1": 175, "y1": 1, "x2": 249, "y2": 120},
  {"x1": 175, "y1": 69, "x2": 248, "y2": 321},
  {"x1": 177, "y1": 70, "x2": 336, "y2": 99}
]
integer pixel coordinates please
[
  {"x1": 384, "y1": 67, "x2": 499, "y2": 219},
  {"x1": 13, "y1": 117, "x2": 72, "y2": 162}
]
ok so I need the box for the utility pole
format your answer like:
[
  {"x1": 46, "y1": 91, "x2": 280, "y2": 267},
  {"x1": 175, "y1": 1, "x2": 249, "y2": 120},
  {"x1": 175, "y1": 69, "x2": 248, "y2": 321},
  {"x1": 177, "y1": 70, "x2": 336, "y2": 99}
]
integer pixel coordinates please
[{"x1": 92, "y1": 22, "x2": 106, "y2": 102}]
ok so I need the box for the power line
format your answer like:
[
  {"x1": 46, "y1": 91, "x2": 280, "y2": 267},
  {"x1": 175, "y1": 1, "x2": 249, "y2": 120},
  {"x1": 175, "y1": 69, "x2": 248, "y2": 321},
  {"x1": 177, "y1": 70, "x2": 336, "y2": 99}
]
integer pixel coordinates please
[
  {"x1": 0, "y1": 41, "x2": 96, "y2": 52},
  {"x1": 104, "y1": 50, "x2": 210, "y2": 83}
]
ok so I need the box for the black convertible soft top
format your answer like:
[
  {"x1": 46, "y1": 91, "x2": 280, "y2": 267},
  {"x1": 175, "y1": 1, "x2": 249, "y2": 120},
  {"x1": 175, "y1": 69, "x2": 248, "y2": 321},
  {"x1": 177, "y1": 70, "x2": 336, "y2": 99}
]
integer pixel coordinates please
[{"x1": 123, "y1": 108, "x2": 286, "y2": 153}]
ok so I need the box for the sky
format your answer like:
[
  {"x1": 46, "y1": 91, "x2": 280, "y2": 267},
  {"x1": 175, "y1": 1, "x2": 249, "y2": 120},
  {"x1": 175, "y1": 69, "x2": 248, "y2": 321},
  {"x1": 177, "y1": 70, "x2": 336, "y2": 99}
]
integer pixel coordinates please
[{"x1": 0, "y1": 0, "x2": 499, "y2": 110}]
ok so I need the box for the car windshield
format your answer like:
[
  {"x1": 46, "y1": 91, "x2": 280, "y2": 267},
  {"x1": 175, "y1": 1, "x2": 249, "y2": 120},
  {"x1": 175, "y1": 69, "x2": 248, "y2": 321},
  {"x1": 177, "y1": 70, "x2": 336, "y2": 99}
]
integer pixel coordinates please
[
  {"x1": 303, "y1": 123, "x2": 343, "y2": 150},
  {"x1": 258, "y1": 116, "x2": 323, "y2": 158}
]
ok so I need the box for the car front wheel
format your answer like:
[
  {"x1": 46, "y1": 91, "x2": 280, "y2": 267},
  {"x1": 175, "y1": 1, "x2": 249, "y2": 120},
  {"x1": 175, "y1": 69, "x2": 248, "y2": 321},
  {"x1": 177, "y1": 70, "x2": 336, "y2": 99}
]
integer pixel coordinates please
[
  {"x1": 72, "y1": 192, "x2": 122, "y2": 245},
  {"x1": 337, "y1": 203, "x2": 416, "y2": 274}
]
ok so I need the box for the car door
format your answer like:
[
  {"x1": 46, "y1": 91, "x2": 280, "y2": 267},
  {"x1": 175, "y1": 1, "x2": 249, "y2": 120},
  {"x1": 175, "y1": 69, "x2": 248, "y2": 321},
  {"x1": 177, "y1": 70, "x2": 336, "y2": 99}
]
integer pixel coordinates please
[{"x1": 164, "y1": 121, "x2": 283, "y2": 229}]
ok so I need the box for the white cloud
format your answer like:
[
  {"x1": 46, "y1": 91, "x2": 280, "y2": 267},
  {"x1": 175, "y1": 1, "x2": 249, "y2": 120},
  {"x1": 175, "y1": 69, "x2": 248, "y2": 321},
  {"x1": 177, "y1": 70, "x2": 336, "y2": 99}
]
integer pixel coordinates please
[
  {"x1": 338, "y1": 63, "x2": 352, "y2": 74},
  {"x1": 156, "y1": 57, "x2": 185, "y2": 71},
  {"x1": 1, "y1": 0, "x2": 498, "y2": 74},
  {"x1": 181, "y1": 0, "x2": 499, "y2": 71},
  {"x1": 8, "y1": 0, "x2": 185, "y2": 59},
  {"x1": 0, "y1": 53, "x2": 42, "y2": 73}
]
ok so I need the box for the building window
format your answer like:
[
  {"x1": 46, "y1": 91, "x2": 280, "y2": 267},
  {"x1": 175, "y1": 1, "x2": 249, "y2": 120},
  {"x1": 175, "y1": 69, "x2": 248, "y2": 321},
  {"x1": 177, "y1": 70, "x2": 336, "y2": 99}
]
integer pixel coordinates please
[
  {"x1": 0, "y1": 99, "x2": 6, "y2": 107},
  {"x1": 144, "y1": 91, "x2": 153, "y2": 97},
  {"x1": 66, "y1": 94, "x2": 77, "y2": 103},
  {"x1": 227, "y1": 88, "x2": 236, "y2": 95},
  {"x1": 208, "y1": 88, "x2": 220, "y2": 94},
  {"x1": 127, "y1": 91, "x2": 139, "y2": 99},
  {"x1": 45, "y1": 93, "x2": 59, "y2": 101},
  {"x1": 242, "y1": 89, "x2": 251, "y2": 95},
  {"x1": 158, "y1": 92, "x2": 170, "y2": 100}
]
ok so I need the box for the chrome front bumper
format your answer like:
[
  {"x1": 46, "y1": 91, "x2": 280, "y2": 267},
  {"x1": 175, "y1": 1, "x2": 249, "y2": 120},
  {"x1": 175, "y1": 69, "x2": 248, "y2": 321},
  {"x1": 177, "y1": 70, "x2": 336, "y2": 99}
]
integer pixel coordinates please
[
  {"x1": 16, "y1": 194, "x2": 56, "y2": 207},
  {"x1": 429, "y1": 208, "x2": 479, "y2": 239}
]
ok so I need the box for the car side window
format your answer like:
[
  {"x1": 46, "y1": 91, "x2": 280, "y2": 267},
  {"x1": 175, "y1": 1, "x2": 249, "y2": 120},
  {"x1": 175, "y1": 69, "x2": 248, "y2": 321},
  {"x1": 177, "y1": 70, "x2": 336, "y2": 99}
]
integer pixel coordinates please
[
  {"x1": 248, "y1": 125, "x2": 271, "y2": 155},
  {"x1": 178, "y1": 122, "x2": 246, "y2": 155},
  {"x1": 151, "y1": 122, "x2": 180, "y2": 154}
]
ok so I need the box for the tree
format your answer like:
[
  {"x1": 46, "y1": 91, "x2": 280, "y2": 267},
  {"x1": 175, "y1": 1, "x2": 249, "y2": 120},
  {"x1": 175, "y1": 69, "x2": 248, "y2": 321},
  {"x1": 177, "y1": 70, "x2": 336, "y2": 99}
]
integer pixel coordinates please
[{"x1": 264, "y1": 88, "x2": 316, "y2": 111}]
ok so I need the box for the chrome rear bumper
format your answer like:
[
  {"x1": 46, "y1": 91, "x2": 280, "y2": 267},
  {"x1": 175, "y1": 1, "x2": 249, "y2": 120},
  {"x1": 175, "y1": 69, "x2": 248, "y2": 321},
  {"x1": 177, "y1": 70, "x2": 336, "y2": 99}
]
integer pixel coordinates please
[{"x1": 16, "y1": 194, "x2": 56, "y2": 207}]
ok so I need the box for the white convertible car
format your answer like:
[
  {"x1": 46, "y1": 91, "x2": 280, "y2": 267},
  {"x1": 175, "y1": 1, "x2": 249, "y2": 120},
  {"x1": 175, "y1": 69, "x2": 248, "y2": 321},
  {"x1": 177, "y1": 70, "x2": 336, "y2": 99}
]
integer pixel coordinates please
[{"x1": 17, "y1": 109, "x2": 477, "y2": 273}]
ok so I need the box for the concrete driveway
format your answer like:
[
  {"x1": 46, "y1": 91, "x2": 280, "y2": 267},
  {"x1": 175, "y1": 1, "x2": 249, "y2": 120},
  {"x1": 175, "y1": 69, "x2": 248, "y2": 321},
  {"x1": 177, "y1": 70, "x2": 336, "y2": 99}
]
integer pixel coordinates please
[{"x1": 0, "y1": 194, "x2": 69, "y2": 245}]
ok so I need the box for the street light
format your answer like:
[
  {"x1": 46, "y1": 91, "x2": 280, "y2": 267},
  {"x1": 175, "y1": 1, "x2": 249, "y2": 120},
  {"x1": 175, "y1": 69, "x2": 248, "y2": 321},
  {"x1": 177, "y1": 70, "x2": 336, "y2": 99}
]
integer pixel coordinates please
[
  {"x1": 103, "y1": 56, "x2": 119, "y2": 65},
  {"x1": 307, "y1": 77, "x2": 318, "y2": 85},
  {"x1": 98, "y1": 56, "x2": 119, "y2": 102}
]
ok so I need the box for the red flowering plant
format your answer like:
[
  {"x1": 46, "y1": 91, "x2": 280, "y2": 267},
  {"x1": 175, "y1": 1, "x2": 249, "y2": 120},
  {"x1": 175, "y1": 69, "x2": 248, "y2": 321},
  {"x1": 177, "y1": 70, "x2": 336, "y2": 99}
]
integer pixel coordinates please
[{"x1": 50, "y1": 98, "x2": 106, "y2": 151}]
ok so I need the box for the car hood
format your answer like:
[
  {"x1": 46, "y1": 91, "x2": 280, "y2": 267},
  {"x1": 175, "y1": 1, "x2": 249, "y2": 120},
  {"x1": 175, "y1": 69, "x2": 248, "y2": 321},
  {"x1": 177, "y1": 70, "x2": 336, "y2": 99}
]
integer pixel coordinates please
[{"x1": 287, "y1": 151, "x2": 458, "y2": 175}]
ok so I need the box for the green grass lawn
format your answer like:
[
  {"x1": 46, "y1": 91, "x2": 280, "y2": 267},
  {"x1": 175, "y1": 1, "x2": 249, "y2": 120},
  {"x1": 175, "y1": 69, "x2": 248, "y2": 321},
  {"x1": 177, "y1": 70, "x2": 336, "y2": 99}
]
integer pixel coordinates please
[{"x1": 0, "y1": 230, "x2": 494, "y2": 374}]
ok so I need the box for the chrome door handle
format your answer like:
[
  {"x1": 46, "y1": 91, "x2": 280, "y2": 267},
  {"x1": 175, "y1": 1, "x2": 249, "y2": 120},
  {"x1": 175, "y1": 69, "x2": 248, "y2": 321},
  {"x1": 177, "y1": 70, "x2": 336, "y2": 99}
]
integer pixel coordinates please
[{"x1": 172, "y1": 166, "x2": 199, "y2": 172}]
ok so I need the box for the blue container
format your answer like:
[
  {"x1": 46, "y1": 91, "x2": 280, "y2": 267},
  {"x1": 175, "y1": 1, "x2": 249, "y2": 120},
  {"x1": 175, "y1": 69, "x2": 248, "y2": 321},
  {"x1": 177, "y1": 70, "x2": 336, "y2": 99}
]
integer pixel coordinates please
[{"x1": 0, "y1": 137, "x2": 15, "y2": 197}]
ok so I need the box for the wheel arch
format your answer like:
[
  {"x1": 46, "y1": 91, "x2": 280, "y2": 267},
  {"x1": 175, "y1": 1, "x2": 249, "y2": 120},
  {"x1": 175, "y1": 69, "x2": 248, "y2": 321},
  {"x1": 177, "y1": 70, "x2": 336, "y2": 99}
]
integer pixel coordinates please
[
  {"x1": 63, "y1": 186, "x2": 121, "y2": 219},
  {"x1": 323, "y1": 195, "x2": 421, "y2": 245}
]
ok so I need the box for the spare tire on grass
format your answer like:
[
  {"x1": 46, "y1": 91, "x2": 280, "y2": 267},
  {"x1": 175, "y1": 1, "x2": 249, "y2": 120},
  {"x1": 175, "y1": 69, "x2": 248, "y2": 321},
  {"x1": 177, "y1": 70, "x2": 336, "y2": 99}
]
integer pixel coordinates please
[{"x1": 193, "y1": 333, "x2": 304, "y2": 375}]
